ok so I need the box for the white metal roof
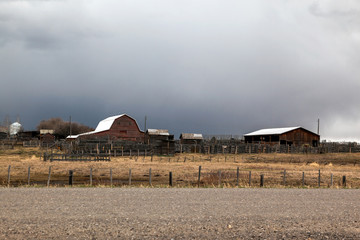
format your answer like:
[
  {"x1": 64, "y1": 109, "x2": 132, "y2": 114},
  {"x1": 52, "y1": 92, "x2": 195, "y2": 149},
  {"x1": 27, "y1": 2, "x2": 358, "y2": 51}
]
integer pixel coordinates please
[
  {"x1": 180, "y1": 133, "x2": 203, "y2": 140},
  {"x1": 244, "y1": 127, "x2": 302, "y2": 136},
  {"x1": 147, "y1": 129, "x2": 170, "y2": 136},
  {"x1": 66, "y1": 114, "x2": 141, "y2": 139},
  {"x1": 94, "y1": 114, "x2": 125, "y2": 132}
]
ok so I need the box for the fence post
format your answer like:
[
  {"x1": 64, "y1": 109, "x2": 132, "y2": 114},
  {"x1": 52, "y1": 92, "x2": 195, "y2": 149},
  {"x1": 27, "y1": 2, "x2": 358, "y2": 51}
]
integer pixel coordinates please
[
  {"x1": 330, "y1": 173, "x2": 333, "y2": 187},
  {"x1": 90, "y1": 168, "x2": 93, "y2": 186},
  {"x1": 69, "y1": 170, "x2": 73, "y2": 186},
  {"x1": 198, "y1": 166, "x2": 202, "y2": 187},
  {"x1": 318, "y1": 170, "x2": 321, "y2": 188},
  {"x1": 149, "y1": 168, "x2": 152, "y2": 186},
  {"x1": 27, "y1": 166, "x2": 31, "y2": 186},
  {"x1": 302, "y1": 172, "x2": 305, "y2": 187},
  {"x1": 249, "y1": 171, "x2": 252, "y2": 187},
  {"x1": 169, "y1": 172, "x2": 173, "y2": 187},
  {"x1": 260, "y1": 174, "x2": 264, "y2": 187},
  {"x1": 236, "y1": 167, "x2": 239, "y2": 187},
  {"x1": 218, "y1": 170, "x2": 221, "y2": 187},
  {"x1": 283, "y1": 169, "x2": 286, "y2": 186},
  {"x1": 342, "y1": 176, "x2": 346, "y2": 187},
  {"x1": 129, "y1": 168, "x2": 132, "y2": 186},
  {"x1": 7, "y1": 165, "x2": 11, "y2": 187},
  {"x1": 110, "y1": 168, "x2": 113, "y2": 187},
  {"x1": 47, "y1": 166, "x2": 51, "y2": 187}
]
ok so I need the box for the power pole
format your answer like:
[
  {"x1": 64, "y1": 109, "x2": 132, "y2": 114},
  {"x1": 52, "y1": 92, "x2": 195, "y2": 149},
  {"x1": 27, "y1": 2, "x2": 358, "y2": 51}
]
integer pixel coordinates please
[
  {"x1": 144, "y1": 116, "x2": 147, "y2": 144},
  {"x1": 317, "y1": 118, "x2": 320, "y2": 135},
  {"x1": 144, "y1": 116, "x2": 147, "y2": 132},
  {"x1": 69, "y1": 116, "x2": 72, "y2": 136},
  {"x1": 4, "y1": 115, "x2": 10, "y2": 137}
]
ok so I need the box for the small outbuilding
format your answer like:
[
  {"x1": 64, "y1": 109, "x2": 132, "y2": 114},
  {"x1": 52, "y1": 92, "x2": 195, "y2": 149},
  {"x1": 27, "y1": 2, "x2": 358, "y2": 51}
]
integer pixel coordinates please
[
  {"x1": 145, "y1": 129, "x2": 172, "y2": 144},
  {"x1": 180, "y1": 133, "x2": 203, "y2": 145},
  {"x1": 0, "y1": 126, "x2": 7, "y2": 139},
  {"x1": 244, "y1": 126, "x2": 320, "y2": 147},
  {"x1": 40, "y1": 133, "x2": 55, "y2": 145},
  {"x1": 145, "y1": 129, "x2": 175, "y2": 155}
]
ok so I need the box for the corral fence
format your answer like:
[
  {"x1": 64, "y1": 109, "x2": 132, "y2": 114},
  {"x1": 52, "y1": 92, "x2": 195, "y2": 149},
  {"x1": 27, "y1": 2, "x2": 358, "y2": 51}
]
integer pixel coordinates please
[
  {"x1": 43, "y1": 153, "x2": 111, "y2": 162},
  {"x1": 53, "y1": 139, "x2": 360, "y2": 156},
  {"x1": 2, "y1": 165, "x2": 358, "y2": 188},
  {"x1": 3, "y1": 138, "x2": 359, "y2": 154}
]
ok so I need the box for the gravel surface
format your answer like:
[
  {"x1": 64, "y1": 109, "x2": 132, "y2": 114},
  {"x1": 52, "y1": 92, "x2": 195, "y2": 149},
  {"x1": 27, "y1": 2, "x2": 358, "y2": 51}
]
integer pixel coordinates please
[{"x1": 0, "y1": 188, "x2": 359, "y2": 239}]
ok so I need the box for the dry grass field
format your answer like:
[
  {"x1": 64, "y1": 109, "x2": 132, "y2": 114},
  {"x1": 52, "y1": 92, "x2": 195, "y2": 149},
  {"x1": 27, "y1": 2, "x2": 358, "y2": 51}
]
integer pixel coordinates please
[{"x1": 0, "y1": 147, "x2": 360, "y2": 188}]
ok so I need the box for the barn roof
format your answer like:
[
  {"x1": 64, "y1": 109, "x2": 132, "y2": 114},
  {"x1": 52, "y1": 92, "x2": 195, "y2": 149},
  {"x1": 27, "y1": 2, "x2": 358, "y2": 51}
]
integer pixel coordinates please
[
  {"x1": 180, "y1": 133, "x2": 203, "y2": 140},
  {"x1": 147, "y1": 129, "x2": 170, "y2": 136},
  {"x1": 244, "y1": 126, "x2": 302, "y2": 136},
  {"x1": 94, "y1": 114, "x2": 125, "y2": 132},
  {"x1": 66, "y1": 114, "x2": 141, "y2": 139}
]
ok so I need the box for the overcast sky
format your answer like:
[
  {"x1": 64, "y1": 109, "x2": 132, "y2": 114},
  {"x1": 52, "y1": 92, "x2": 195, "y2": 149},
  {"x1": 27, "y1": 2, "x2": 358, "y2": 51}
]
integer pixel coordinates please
[{"x1": 1, "y1": 0, "x2": 359, "y2": 141}]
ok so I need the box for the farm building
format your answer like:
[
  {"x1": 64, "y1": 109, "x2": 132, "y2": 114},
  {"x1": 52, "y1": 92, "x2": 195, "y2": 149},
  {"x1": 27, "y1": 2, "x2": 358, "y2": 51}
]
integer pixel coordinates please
[
  {"x1": 180, "y1": 133, "x2": 203, "y2": 145},
  {"x1": 67, "y1": 114, "x2": 144, "y2": 142},
  {"x1": 18, "y1": 131, "x2": 40, "y2": 141},
  {"x1": 0, "y1": 132, "x2": 6, "y2": 140},
  {"x1": 0, "y1": 126, "x2": 7, "y2": 139},
  {"x1": 179, "y1": 133, "x2": 203, "y2": 153},
  {"x1": 40, "y1": 133, "x2": 55, "y2": 145},
  {"x1": 244, "y1": 126, "x2": 320, "y2": 147},
  {"x1": 145, "y1": 129, "x2": 175, "y2": 155}
]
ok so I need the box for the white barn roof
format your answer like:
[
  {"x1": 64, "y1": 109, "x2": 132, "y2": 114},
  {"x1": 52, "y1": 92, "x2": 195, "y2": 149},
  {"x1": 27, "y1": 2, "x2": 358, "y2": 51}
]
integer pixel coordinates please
[
  {"x1": 244, "y1": 127, "x2": 302, "y2": 136},
  {"x1": 94, "y1": 114, "x2": 125, "y2": 132},
  {"x1": 66, "y1": 114, "x2": 140, "y2": 139}
]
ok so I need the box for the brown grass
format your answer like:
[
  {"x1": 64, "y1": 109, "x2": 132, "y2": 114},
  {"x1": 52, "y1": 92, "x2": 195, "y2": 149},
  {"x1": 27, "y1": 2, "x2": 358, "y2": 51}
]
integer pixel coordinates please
[{"x1": 0, "y1": 147, "x2": 359, "y2": 188}]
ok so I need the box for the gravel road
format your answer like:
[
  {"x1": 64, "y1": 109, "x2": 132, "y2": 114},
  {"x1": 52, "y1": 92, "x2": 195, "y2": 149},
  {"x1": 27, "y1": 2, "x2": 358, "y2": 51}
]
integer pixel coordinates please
[{"x1": 0, "y1": 188, "x2": 359, "y2": 239}]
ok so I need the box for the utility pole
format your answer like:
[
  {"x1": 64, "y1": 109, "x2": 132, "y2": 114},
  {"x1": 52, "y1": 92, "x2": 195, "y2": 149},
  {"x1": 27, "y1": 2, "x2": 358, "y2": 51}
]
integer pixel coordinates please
[
  {"x1": 144, "y1": 116, "x2": 147, "y2": 132},
  {"x1": 317, "y1": 118, "x2": 320, "y2": 135},
  {"x1": 4, "y1": 115, "x2": 10, "y2": 138},
  {"x1": 144, "y1": 116, "x2": 147, "y2": 144},
  {"x1": 69, "y1": 116, "x2": 72, "y2": 136}
]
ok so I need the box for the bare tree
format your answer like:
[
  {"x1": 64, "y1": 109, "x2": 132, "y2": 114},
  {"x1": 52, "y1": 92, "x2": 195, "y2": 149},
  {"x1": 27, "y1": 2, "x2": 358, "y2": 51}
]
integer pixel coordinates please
[{"x1": 37, "y1": 118, "x2": 94, "y2": 139}]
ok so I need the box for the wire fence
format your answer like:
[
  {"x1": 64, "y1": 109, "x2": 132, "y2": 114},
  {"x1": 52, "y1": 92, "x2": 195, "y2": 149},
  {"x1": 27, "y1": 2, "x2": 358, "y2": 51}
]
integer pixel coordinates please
[{"x1": 2, "y1": 165, "x2": 357, "y2": 188}]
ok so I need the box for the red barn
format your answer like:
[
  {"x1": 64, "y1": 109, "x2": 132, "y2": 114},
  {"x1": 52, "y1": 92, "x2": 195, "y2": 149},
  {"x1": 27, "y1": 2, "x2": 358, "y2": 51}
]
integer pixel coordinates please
[{"x1": 67, "y1": 114, "x2": 144, "y2": 142}]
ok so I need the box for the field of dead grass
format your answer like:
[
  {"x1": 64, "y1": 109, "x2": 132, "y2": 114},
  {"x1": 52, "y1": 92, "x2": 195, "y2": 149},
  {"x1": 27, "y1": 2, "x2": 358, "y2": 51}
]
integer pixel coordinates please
[{"x1": 0, "y1": 147, "x2": 359, "y2": 188}]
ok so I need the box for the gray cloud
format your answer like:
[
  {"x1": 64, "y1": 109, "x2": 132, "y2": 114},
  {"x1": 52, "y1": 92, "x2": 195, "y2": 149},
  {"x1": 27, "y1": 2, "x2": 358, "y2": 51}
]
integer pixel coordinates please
[{"x1": 1, "y1": 0, "x2": 360, "y2": 141}]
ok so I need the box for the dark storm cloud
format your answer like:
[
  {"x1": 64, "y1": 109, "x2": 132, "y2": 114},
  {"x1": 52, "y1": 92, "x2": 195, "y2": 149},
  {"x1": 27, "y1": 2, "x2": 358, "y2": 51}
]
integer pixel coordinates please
[{"x1": 0, "y1": 0, "x2": 360, "y2": 141}]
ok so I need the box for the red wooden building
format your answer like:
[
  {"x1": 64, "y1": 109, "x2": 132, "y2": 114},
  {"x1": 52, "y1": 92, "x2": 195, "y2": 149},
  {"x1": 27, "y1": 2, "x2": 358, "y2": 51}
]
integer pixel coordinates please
[
  {"x1": 67, "y1": 114, "x2": 144, "y2": 142},
  {"x1": 244, "y1": 126, "x2": 320, "y2": 147}
]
